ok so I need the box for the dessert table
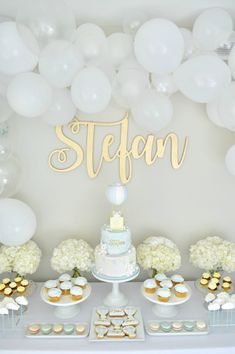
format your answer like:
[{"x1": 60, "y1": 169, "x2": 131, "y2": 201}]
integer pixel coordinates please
[{"x1": 1, "y1": 281, "x2": 235, "y2": 354}]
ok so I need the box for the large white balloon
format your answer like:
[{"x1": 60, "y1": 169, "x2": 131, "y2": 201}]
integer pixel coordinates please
[
  {"x1": 151, "y1": 73, "x2": 178, "y2": 96},
  {"x1": 41, "y1": 88, "x2": 76, "y2": 126},
  {"x1": 0, "y1": 198, "x2": 37, "y2": 246},
  {"x1": 107, "y1": 33, "x2": 133, "y2": 68},
  {"x1": 134, "y1": 19, "x2": 184, "y2": 74},
  {"x1": 16, "y1": 0, "x2": 76, "y2": 48},
  {"x1": 228, "y1": 46, "x2": 235, "y2": 80},
  {"x1": 225, "y1": 145, "x2": 235, "y2": 176},
  {"x1": 39, "y1": 40, "x2": 84, "y2": 88},
  {"x1": 131, "y1": 89, "x2": 173, "y2": 132},
  {"x1": 7, "y1": 73, "x2": 52, "y2": 118},
  {"x1": 0, "y1": 96, "x2": 12, "y2": 123},
  {"x1": 71, "y1": 67, "x2": 111, "y2": 114},
  {"x1": 123, "y1": 10, "x2": 148, "y2": 36},
  {"x1": 193, "y1": 8, "x2": 233, "y2": 51},
  {"x1": 0, "y1": 22, "x2": 39, "y2": 75},
  {"x1": 73, "y1": 23, "x2": 106, "y2": 63},
  {"x1": 174, "y1": 55, "x2": 231, "y2": 103},
  {"x1": 206, "y1": 102, "x2": 224, "y2": 128},
  {"x1": 218, "y1": 82, "x2": 235, "y2": 131},
  {"x1": 0, "y1": 155, "x2": 21, "y2": 198},
  {"x1": 112, "y1": 68, "x2": 150, "y2": 108}
]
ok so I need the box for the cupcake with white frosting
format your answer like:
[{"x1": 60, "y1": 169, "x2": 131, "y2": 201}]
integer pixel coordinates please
[
  {"x1": 70, "y1": 286, "x2": 83, "y2": 301},
  {"x1": 174, "y1": 284, "x2": 188, "y2": 298},
  {"x1": 156, "y1": 288, "x2": 171, "y2": 302},
  {"x1": 154, "y1": 273, "x2": 167, "y2": 286},
  {"x1": 59, "y1": 273, "x2": 71, "y2": 283},
  {"x1": 160, "y1": 279, "x2": 173, "y2": 289},
  {"x1": 144, "y1": 279, "x2": 156, "y2": 294},
  {"x1": 73, "y1": 277, "x2": 87, "y2": 289},
  {"x1": 48, "y1": 288, "x2": 62, "y2": 302},
  {"x1": 60, "y1": 281, "x2": 72, "y2": 295},
  {"x1": 171, "y1": 274, "x2": 184, "y2": 286},
  {"x1": 44, "y1": 280, "x2": 59, "y2": 292}
]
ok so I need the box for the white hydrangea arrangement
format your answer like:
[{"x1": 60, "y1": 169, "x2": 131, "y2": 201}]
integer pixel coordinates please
[
  {"x1": 0, "y1": 240, "x2": 42, "y2": 276},
  {"x1": 189, "y1": 236, "x2": 235, "y2": 273},
  {"x1": 51, "y1": 238, "x2": 94, "y2": 277},
  {"x1": 137, "y1": 236, "x2": 181, "y2": 277}
]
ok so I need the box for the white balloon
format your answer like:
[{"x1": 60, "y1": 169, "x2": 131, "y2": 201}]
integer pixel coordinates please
[
  {"x1": 41, "y1": 88, "x2": 76, "y2": 126},
  {"x1": 112, "y1": 68, "x2": 150, "y2": 108},
  {"x1": 174, "y1": 55, "x2": 231, "y2": 103},
  {"x1": 106, "y1": 183, "x2": 128, "y2": 206},
  {"x1": 16, "y1": 0, "x2": 76, "y2": 48},
  {"x1": 193, "y1": 8, "x2": 233, "y2": 51},
  {"x1": 7, "y1": 73, "x2": 52, "y2": 118},
  {"x1": 180, "y1": 28, "x2": 196, "y2": 60},
  {"x1": 0, "y1": 198, "x2": 37, "y2": 246},
  {"x1": 0, "y1": 96, "x2": 12, "y2": 123},
  {"x1": 131, "y1": 89, "x2": 173, "y2": 132},
  {"x1": 206, "y1": 102, "x2": 224, "y2": 128},
  {"x1": 228, "y1": 46, "x2": 235, "y2": 80},
  {"x1": 0, "y1": 22, "x2": 39, "y2": 75},
  {"x1": 218, "y1": 82, "x2": 235, "y2": 131},
  {"x1": 0, "y1": 155, "x2": 21, "y2": 198},
  {"x1": 71, "y1": 67, "x2": 111, "y2": 114},
  {"x1": 134, "y1": 19, "x2": 184, "y2": 74},
  {"x1": 225, "y1": 145, "x2": 235, "y2": 176},
  {"x1": 39, "y1": 40, "x2": 84, "y2": 88},
  {"x1": 123, "y1": 10, "x2": 148, "y2": 35},
  {"x1": 151, "y1": 73, "x2": 178, "y2": 96},
  {"x1": 0, "y1": 135, "x2": 12, "y2": 161},
  {"x1": 107, "y1": 33, "x2": 133, "y2": 68},
  {"x1": 73, "y1": 23, "x2": 106, "y2": 63}
]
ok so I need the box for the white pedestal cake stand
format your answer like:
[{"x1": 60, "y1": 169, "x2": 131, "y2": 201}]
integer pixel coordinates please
[
  {"x1": 92, "y1": 266, "x2": 140, "y2": 307},
  {"x1": 40, "y1": 284, "x2": 91, "y2": 319},
  {"x1": 141, "y1": 283, "x2": 192, "y2": 318}
]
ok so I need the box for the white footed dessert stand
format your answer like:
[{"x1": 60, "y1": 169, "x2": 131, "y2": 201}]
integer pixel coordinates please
[
  {"x1": 40, "y1": 284, "x2": 91, "y2": 319},
  {"x1": 92, "y1": 266, "x2": 140, "y2": 307},
  {"x1": 141, "y1": 283, "x2": 192, "y2": 318}
]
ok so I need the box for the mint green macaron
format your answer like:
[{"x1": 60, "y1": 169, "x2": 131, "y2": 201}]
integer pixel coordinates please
[{"x1": 64, "y1": 324, "x2": 74, "y2": 335}]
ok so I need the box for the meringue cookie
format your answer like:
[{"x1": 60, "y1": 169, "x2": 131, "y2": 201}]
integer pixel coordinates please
[
  {"x1": 15, "y1": 296, "x2": 28, "y2": 306},
  {"x1": 222, "y1": 302, "x2": 235, "y2": 310},
  {"x1": 205, "y1": 293, "x2": 216, "y2": 303},
  {"x1": 217, "y1": 292, "x2": 230, "y2": 300},
  {"x1": 208, "y1": 302, "x2": 220, "y2": 311}
]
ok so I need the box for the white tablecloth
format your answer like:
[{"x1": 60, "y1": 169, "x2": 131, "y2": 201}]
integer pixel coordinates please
[{"x1": 1, "y1": 281, "x2": 235, "y2": 353}]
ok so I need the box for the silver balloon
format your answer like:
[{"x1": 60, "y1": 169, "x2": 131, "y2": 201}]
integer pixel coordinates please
[{"x1": 0, "y1": 155, "x2": 21, "y2": 198}]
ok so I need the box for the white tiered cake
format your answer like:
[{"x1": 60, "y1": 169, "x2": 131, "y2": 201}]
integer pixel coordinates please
[{"x1": 94, "y1": 184, "x2": 137, "y2": 278}]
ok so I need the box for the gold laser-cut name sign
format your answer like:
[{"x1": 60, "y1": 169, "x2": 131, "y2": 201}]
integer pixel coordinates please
[{"x1": 48, "y1": 113, "x2": 189, "y2": 184}]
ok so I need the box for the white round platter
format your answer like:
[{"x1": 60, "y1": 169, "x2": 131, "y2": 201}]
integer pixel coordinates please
[
  {"x1": 141, "y1": 283, "x2": 192, "y2": 318},
  {"x1": 195, "y1": 279, "x2": 234, "y2": 295},
  {"x1": 40, "y1": 284, "x2": 91, "y2": 319}
]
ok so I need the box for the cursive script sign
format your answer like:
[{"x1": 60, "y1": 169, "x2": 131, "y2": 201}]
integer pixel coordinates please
[{"x1": 48, "y1": 113, "x2": 189, "y2": 184}]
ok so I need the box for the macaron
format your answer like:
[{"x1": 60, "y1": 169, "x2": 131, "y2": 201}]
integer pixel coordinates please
[
  {"x1": 184, "y1": 321, "x2": 194, "y2": 331},
  {"x1": 172, "y1": 321, "x2": 183, "y2": 332},
  {"x1": 160, "y1": 321, "x2": 171, "y2": 332},
  {"x1": 64, "y1": 324, "x2": 74, "y2": 335},
  {"x1": 149, "y1": 321, "x2": 160, "y2": 332},
  {"x1": 41, "y1": 324, "x2": 52, "y2": 335},
  {"x1": 196, "y1": 320, "x2": 207, "y2": 331},
  {"x1": 53, "y1": 324, "x2": 64, "y2": 334},
  {"x1": 75, "y1": 324, "x2": 85, "y2": 335},
  {"x1": 28, "y1": 324, "x2": 41, "y2": 335}
]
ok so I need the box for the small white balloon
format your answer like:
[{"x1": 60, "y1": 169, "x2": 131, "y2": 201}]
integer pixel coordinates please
[
  {"x1": 131, "y1": 89, "x2": 173, "y2": 132},
  {"x1": 218, "y1": 82, "x2": 235, "y2": 131},
  {"x1": 123, "y1": 10, "x2": 148, "y2": 35},
  {"x1": 112, "y1": 68, "x2": 150, "y2": 108},
  {"x1": 174, "y1": 55, "x2": 231, "y2": 103},
  {"x1": 0, "y1": 198, "x2": 37, "y2": 246},
  {"x1": 107, "y1": 33, "x2": 133, "y2": 68},
  {"x1": 193, "y1": 8, "x2": 233, "y2": 51},
  {"x1": 0, "y1": 155, "x2": 21, "y2": 198},
  {"x1": 0, "y1": 21, "x2": 39, "y2": 75},
  {"x1": 39, "y1": 40, "x2": 84, "y2": 88},
  {"x1": 71, "y1": 67, "x2": 111, "y2": 114},
  {"x1": 0, "y1": 96, "x2": 12, "y2": 123},
  {"x1": 41, "y1": 88, "x2": 76, "y2": 126},
  {"x1": 106, "y1": 183, "x2": 128, "y2": 206},
  {"x1": 7, "y1": 73, "x2": 52, "y2": 118},
  {"x1": 225, "y1": 145, "x2": 235, "y2": 176},
  {"x1": 180, "y1": 28, "x2": 196, "y2": 59},
  {"x1": 206, "y1": 102, "x2": 224, "y2": 128},
  {"x1": 228, "y1": 45, "x2": 235, "y2": 80},
  {"x1": 151, "y1": 73, "x2": 178, "y2": 96},
  {"x1": 73, "y1": 23, "x2": 106, "y2": 63},
  {"x1": 134, "y1": 19, "x2": 184, "y2": 74}
]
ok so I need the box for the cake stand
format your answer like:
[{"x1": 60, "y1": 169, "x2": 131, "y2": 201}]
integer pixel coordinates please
[
  {"x1": 141, "y1": 283, "x2": 192, "y2": 318},
  {"x1": 40, "y1": 284, "x2": 91, "y2": 319},
  {"x1": 92, "y1": 266, "x2": 140, "y2": 307}
]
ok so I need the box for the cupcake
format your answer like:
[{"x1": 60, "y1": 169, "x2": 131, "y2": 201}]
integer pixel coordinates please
[
  {"x1": 14, "y1": 276, "x2": 23, "y2": 285},
  {"x1": 4, "y1": 287, "x2": 12, "y2": 297},
  {"x1": 17, "y1": 286, "x2": 26, "y2": 295},
  {"x1": 202, "y1": 272, "x2": 211, "y2": 281},
  {"x1": 154, "y1": 273, "x2": 167, "y2": 286},
  {"x1": 2, "y1": 278, "x2": 10, "y2": 286},
  {"x1": 9, "y1": 282, "x2": 17, "y2": 291},
  {"x1": 208, "y1": 282, "x2": 217, "y2": 292},
  {"x1": 159, "y1": 279, "x2": 173, "y2": 290},
  {"x1": 174, "y1": 284, "x2": 188, "y2": 298},
  {"x1": 200, "y1": 278, "x2": 208, "y2": 288},
  {"x1": 171, "y1": 274, "x2": 184, "y2": 286},
  {"x1": 73, "y1": 277, "x2": 87, "y2": 289},
  {"x1": 212, "y1": 272, "x2": 221, "y2": 280},
  {"x1": 223, "y1": 276, "x2": 232, "y2": 284},
  {"x1": 44, "y1": 280, "x2": 59, "y2": 292},
  {"x1": 70, "y1": 286, "x2": 83, "y2": 301},
  {"x1": 59, "y1": 273, "x2": 71, "y2": 283},
  {"x1": 222, "y1": 282, "x2": 231, "y2": 291},
  {"x1": 60, "y1": 281, "x2": 72, "y2": 295},
  {"x1": 156, "y1": 288, "x2": 171, "y2": 302},
  {"x1": 144, "y1": 279, "x2": 157, "y2": 294},
  {"x1": 21, "y1": 279, "x2": 29, "y2": 287},
  {"x1": 48, "y1": 288, "x2": 62, "y2": 302},
  {"x1": 211, "y1": 277, "x2": 220, "y2": 285}
]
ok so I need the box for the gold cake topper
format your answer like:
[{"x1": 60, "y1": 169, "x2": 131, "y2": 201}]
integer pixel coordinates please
[{"x1": 48, "y1": 112, "x2": 189, "y2": 184}]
